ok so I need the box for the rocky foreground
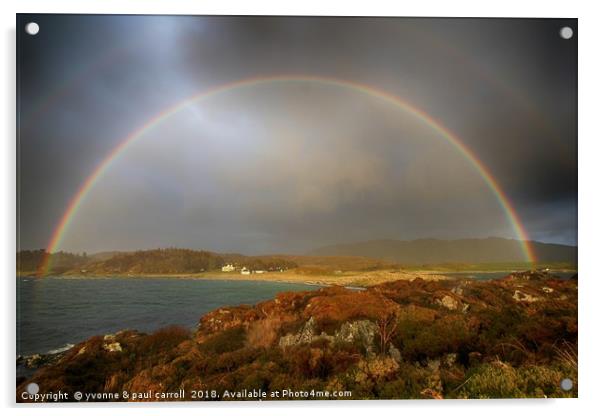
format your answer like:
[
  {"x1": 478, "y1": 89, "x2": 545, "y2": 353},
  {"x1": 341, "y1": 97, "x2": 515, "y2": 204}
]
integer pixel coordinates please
[{"x1": 17, "y1": 271, "x2": 577, "y2": 401}]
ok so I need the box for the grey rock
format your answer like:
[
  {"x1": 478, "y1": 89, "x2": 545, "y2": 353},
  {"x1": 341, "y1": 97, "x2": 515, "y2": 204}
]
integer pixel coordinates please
[
  {"x1": 279, "y1": 317, "x2": 318, "y2": 347},
  {"x1": 436, "y1": 295, "x2": 459, "y2": 310},
  {"x1": 451, "y1": 286, "x2": 464, "y2": 296},
  {"x1": 389, "y1": 344, "x2": 402, "y2": 363},
  {"x1": 103, "y1": 342, "x2": 123, "y2": 353},
  {"x1": 298, "y1": 317, "x2": 316, "y2": 344},
  {"x1": 25, "y1": 354, "x2": 43, "y2": 368},
  {"x1": 513, "y1": 290, "x2": 541, "y2": 303},
  {"x1": 334, "y1": 320, "x2": 377, "y2": 352},
  {"x1": 278, "y1": 318, "x2": 378, "y2": 354}
]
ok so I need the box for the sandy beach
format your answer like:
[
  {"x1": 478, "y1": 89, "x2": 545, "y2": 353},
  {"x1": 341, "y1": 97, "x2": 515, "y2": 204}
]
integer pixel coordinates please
[{"x1": 46, "y1": 269, "x2": 450, "y2": 287}]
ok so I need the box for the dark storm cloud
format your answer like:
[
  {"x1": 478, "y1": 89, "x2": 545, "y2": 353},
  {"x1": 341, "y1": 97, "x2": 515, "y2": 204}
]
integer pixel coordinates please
[{"x1": 17, "y1": 15, "x2": 577, "y2": 253}]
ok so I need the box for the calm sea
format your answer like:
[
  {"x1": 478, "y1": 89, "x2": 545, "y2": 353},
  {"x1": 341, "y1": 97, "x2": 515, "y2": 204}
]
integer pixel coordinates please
[{"x1": 17, "y1": 276, "x2": 318, "y2": 357}]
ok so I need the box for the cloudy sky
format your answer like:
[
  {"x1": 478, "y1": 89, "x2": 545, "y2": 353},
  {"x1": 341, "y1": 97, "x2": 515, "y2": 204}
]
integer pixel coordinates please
[{"x1": 17, "y1": 15, "x2": 577, "y2": 254}]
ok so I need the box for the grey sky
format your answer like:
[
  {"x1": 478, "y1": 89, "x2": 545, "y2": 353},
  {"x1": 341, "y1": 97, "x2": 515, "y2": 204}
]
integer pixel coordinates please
[{"x1": 17, "y1": 15, "x2": 577, "y2": 254}]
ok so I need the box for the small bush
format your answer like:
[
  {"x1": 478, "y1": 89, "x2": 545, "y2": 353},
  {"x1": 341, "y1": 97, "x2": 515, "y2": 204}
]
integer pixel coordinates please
[
  {"x1": 246, "y1": 317, "x2": 280, "y2": 348},
  {"x1": 398, "y1": 314, "x2": 474, "y2": 361},
  {"x1": 457, "y1": 362, "x2": 576, "y2": 398},
  {"x1": 290, "y1": 346, "x2": 332, "y2": 379},
  {"x1": 205, "y1": 347, "x2": 262, "y2": 375},
  {"x1": 138, "y1": 326, "x2": 191, "y2": 355},
  {"x1": 199, "y1": 327, "x2": 246, "y2": 355}
]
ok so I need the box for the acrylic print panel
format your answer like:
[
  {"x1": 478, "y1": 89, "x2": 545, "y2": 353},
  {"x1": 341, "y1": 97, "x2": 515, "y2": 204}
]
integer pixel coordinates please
[{"x1": 16, "y1": 14, "x2": 577, "y2": 402}]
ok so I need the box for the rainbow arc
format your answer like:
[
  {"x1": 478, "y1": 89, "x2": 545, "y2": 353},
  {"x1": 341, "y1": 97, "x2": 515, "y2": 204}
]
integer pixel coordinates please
[{"x1": 39, "y1": 75, "x2": 536, "y2": 275}]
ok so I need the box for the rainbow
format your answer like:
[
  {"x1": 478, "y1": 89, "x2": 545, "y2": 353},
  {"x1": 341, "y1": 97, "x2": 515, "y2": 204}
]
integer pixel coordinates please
[{"x1": 39, "y1": 74, "x2": 536, "y2": 275}]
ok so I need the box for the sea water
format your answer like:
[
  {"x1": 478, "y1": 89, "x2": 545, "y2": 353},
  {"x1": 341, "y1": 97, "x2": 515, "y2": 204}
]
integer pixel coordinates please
[{"x1": 17, "y1": 276, "x2": 317, "y2": 357}]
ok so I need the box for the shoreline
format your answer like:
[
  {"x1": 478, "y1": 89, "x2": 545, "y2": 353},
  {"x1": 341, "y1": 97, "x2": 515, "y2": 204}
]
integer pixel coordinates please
[
  {"x1": 18, "y1": 267, "x2": 576, "y2": 287},
  {"x1": 19, "y1": 269, "x2": 453, "y2": 287}
]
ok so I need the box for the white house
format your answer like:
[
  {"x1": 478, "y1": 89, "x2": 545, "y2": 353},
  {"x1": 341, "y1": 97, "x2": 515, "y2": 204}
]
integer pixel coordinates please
[
  {"x1": 241, "y1": 267, "x2": 251, "y2": 275},
  {"x1": 221, "y1": 264, "x2": 235, "y2": 272}
]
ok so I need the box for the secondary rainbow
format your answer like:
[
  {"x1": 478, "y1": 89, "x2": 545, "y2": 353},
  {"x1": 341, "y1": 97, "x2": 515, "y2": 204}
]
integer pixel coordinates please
[{"x1": 39, "y1": 75, "x2": 536, "y2": 275}]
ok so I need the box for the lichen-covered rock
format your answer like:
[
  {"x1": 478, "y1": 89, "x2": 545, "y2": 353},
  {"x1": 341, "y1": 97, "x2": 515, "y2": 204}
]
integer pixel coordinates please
[
  {"x1": 451, "y1": 285, "x2": 464, "y2": 296},
  {"x1": 279, "y1": 317, "x2": 320, "y2": 347},
  {"x1": 513, "y1": 290, "x2": 541, "y2": 303},
  {"x1": 389, "y1": 344, "x2": 402, "y2": 363},
  {"x1": 436, "y1": 295, "x2": 460, "y2": 310},
  {"x1": 334, "y1": 320, "x2": 377, "y2": 349},
  {"x1": 298, "y1": 317, "x2": 317, "y2": 343},
  {"x1": 279, "y1": 318, "x2": 378, "y2": 352},
  {"x1": 504, "y1": 270, "x2": 555, "y2": 281},
  {"x1": 103, "y1": 342, "x2": 122, "y2": 353},
  {"x1": 25, "y1": 354, "x2": 43, "y2": 368},
  {"x1": 20, "y1": 351, "x2": 67, "y2": 369}
]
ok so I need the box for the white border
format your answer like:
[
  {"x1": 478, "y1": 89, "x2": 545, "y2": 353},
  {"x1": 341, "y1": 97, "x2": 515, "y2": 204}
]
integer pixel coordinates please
[{"x1": 2, "y1": 1, "x2": 601, "y2": 415}]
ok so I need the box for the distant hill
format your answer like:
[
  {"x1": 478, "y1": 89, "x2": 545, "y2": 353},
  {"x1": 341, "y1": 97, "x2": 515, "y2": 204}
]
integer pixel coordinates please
[
  {"x1": 88, "y1": 251, "x2": 130, "y2": 261},
  {"x1": 308, "y1": 238, "x2": 577, "y2": 265},
  {"x1": 17, "y1": 248, "x2": 298, "y2": 276},
  {"x1": 17, "y1": 238, "x2": 577, "y2": 276},
  {"x1": 17, "y1": 250, "x2": 89, "y2": 275}
]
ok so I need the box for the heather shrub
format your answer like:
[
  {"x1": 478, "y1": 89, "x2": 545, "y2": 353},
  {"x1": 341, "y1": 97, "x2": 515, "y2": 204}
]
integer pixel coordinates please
[
  {"x1": 138, "y1": 326, "x2": 191, "y2": 356},
  {"x1": 314, "y1": 317, "x2": 342, "y2": 335},
  {"x1": 290, "y1": 346, "x2": 333, "y2": 379},
  {"x1": 374, "y1": 379, "x2": 409, "y2": 399},
  {"x1": 278, "y1": 318, "x2": 306, "y2": 337},
  {"x1": 356, "y1": 357, "x2": 400, "y2": 381},
  {"x1": 205, "y1": 346, "x2": 262, "y2": 374},
  {"x1": 130, "y1": 326, "x2": 191, "y2": 369},
  {"x1": 327, "y1": 347, "x2": 362, "y2": 374},
  {"x1": 62, "y1": 336, "x2": 115, "y2": 394},
  {"x1": 240, "y1": 365, "x2": 274, "y2": 391},
  {"x1": 457, "y1": 362, "x2": 576, "y2": 398},
  {"x1": 475, "y1": 306, "x2": 526, "y2": 354},
  {"x1": 457, "y1": 363, "x2": 522, "y2": 398},
  {"x1": 199, "y1": 326, "x2": 246, "y2": 355},
  {"x1": 397, "y1": 314, "x2": 474, "y2": 361},
  {"x1": 303, "y1": 290, "x2": 399, "y2": 325},
  {"x1": 439, "y1": 365, "x2": 467, "y2": 393},
  {"x1": 516, "y1": 315, "x2": 564, "y2": 350},
  {"x1": 246, "y1": 316, "x2": 283, "y2": 348}
]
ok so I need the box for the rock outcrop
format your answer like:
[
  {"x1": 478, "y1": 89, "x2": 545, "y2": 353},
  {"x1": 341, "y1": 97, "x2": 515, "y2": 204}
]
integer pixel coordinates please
[
  {"x1": 436, "y1": 295, "x2": 460, "y2": 310},
  {"x1": 278, "y1": 318, "x2": 378, "y2": 354},
  {"x1": 512, "y1": 290, "x2": 541, "y2": 303},
  {"x1": 503, "y1": 270, "x2": 557, "y2": 281}
]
